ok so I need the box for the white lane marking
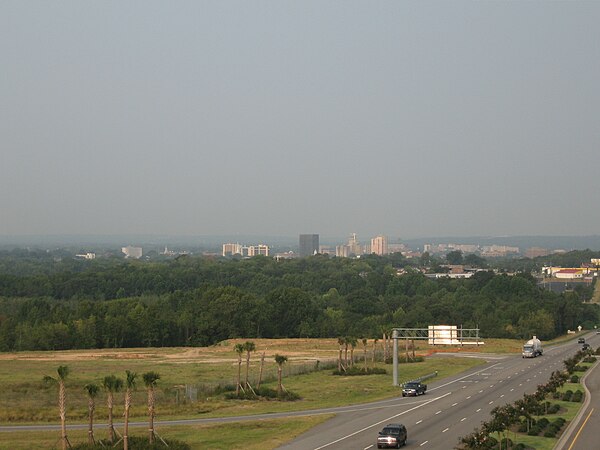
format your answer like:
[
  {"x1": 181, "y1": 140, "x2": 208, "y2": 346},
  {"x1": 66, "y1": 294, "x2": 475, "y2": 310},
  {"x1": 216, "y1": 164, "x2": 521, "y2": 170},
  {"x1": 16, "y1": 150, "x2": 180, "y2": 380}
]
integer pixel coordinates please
[
  {"x1": 479, "y1": 390, "x2": 484, "y2": 393},
  {"x1": 420, "y1": 441, "x2": 428, "y2": 447},
  {"x1": 510, "y1": 389, "x2": 514, "y2": 392},
  {"x1": 461, "y1": 417, "x2": 467, "y2": 422},
  {"x1": 435, "y1": 410, "x2": 442, "y2": 415},
  {"x1": 416, "y1": 420, "x2": 423, "y2": 424},
  {"x1": 519, "y1": 383, "x2": 523, "y2": 386},
  {"x1": 476, "y1": 408, "x2": 481, "y2": 412},
  {"x1": 364, "y1": 446, "x2": 373, "y2": 450},
  {"x1": 466, "y1": 396, "x2": 471, "y2": 399},
  {"x1": 500, "y1": 395, "x2": 505, "y2": 398},
  {"x1": 452, "y1": 402, "x2": 458, "y2": 406},
  {"x1": 428, "y1": 362, "x2": 502, "y2": 393},
  {"x1": 313, "y1": 392, "x2": 451, "y2": 450},
  {"x1": 442, "y1": 427, "x2": 449, "y2": 433},
  {"x1": 490, "y1": 385, "x2": 494, "y2": 388}
]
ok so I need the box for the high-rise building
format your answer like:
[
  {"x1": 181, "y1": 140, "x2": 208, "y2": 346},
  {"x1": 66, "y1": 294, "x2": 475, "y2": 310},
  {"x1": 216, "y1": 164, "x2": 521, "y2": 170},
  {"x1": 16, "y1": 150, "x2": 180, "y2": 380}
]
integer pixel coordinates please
[
  {"x1": 222, "y1": 243, "x2": 243, "y2": 256},
  {"x1": 370, "y1": 235, "x2": 388, "y2": 255},
  {"x1": 247, "y1": 244, "x2": 269, "y2": 257},
  {"x1": 299, "y1": 234, "x2": 319, "y2": 257}
]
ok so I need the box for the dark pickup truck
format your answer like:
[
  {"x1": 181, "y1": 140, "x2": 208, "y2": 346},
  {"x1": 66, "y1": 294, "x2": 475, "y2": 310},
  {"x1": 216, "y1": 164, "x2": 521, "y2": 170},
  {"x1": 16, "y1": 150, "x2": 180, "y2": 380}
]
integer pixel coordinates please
[{"x1": 402, "y1": 381, "x2": 427, "y2": 397}]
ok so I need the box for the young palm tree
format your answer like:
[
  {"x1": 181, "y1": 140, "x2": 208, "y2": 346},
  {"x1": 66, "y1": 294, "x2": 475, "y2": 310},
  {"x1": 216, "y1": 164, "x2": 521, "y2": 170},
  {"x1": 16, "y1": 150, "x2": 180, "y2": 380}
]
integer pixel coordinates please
[
  {"x1": 83, "y1": 383, "x2": 100, "y2": 445},
  {"x1": 257, "y1": 350, "x2": 266, "y2": 390},
  {"x1": 234, "y1": 343, "x2": 245, "y2": 395},
  {"x1": 43, "y1": 365, "x2": 70, "y2": 450},
  {"x1": 362, "y1": 338, "x2": 368, "y2": 372},
  {"x1": 337, "y1": 337, "x2": 345, "y2": 372},
  {"x1": 123, "y1": 370, "x2": 137, "y2": 450},
  {"x1": 102, "y1": 375, "x2": 123, "y2": 443},
  {"x1": 274, "y1": 354, "x2": 288, "y2": 396},
  {"x1": 142, "y1": 371, "x2": 161, "y2": 444},
  {"x1": 372, "y1": 338, "x2": 379, "y2": 366},
  {"x1": 243, "y1": 341, "x2": 256, "y2": 390},
  {"x1": 349, "y1": 337, "x2": 357, "y2": 368}
]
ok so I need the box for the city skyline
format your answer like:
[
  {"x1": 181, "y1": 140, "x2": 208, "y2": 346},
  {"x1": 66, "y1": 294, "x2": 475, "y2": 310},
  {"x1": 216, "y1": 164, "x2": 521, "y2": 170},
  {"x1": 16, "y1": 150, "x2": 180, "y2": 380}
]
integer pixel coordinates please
[{"x1": 2, "y1": 2, "x2": 599, "y2": 238}]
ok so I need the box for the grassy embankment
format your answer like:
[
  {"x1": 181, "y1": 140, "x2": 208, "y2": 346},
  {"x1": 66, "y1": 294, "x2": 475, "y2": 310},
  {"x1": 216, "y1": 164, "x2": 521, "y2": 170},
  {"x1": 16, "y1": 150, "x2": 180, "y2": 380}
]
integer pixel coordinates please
[{"x1": 487, "y1": 358, "x2": 598, "y2": 450}]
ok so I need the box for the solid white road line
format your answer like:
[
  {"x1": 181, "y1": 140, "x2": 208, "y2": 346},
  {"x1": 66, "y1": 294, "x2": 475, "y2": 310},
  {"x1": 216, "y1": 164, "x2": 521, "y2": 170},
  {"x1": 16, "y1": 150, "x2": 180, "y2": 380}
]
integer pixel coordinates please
[
  {"x1": 460, "y1": 417, "x2": 467, "y2": 422},
  {"x1": 364, "y1": 446, "x2": 373, "y2": 450},
  {"x1": 416, "y1": 420, "x2": 423, "y2": 424},
  {"x1": 420, "y1": 441, "x2": 428, "y2": 446},
  {"x1": 442, "y1": 428, "x2": 449, "y2": 433},
  {"x1": 452, "y1": 403, "x2": 458, "y2": 406},
  {"x1": 435, "y1": 410, "x2": 442, "y2": 415},
  {"x1": 313, "y1": 392, "x2": 451, "y2": 450}
]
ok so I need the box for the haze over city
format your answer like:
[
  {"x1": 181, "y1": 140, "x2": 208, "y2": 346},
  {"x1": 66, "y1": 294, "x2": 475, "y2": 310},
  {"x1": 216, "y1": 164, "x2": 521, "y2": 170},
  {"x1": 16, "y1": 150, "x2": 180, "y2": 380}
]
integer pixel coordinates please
[{"x1": 2, "y1": 1, "x2": 599, "y2": 240}]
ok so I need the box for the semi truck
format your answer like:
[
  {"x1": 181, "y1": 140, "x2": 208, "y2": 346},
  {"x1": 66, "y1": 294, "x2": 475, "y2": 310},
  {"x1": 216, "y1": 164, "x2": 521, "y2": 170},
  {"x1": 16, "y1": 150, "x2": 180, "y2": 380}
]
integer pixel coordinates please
[{"x1": 522, "y1": 336, "x2": 543, "y2": 358}]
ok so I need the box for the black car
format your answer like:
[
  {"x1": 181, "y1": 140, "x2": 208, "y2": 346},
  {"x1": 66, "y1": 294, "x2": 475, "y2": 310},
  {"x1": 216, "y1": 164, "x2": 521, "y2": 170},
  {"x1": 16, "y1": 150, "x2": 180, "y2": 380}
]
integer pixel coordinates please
[
  {"x1": 377, "y1": 423, "x2": 407, "y2": 449},
  {"x1": 582, "y1": 343, "x2": 591, "y2": 351},
  {"x1": 578, "y1": 337, "x2": 585, "y2": 344},
  {"x1": 402, "y1": 381, "x2": 427, "y2": 397}
]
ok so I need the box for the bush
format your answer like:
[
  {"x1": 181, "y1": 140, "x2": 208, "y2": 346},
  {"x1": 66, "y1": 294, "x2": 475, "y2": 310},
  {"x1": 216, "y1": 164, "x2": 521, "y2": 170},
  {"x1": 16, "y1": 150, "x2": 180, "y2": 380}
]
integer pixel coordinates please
[
  {"x1": 499, "y1": 437, "x2": 513, "y2": 449},
  {"x1": 583, "y1": 356, "x2": 597, "y2": 363},
  {"x1": 570, "y1": 374, "x2": 580, "y2": 383},
  {"x1": 572, "y1": 390, "x2": 583, "y2": 402},
  {"x1": 527, "y1": 426, "x2": 540, "y2": 436},
  {"x1": 224, "y1": 386, "x2": 300, "y2": 401},
  {"x1": 574, "y1": 365, "x2": 588, "y2": 372},
  {"x1": 544, "y1": 429, "x2": 557, "y2": 438},
  {"x1": 384, "y1": 356, "x2": 425, "y2": 364},
  {"x1": 548, "y1": 403, "x2": 560, "y2": 414},
  {"x1": 332, "y1": 366, "x2": 387, "y2": 376},
  {"x1": 554, "y1": 417, "x2": 566, "y2": 427},
  {"x1": 562, "y1": 390, "x2": 573, "y2": 401},
  {"x1": 72, "y1": 436, "x2": 191, "y2": 450}
]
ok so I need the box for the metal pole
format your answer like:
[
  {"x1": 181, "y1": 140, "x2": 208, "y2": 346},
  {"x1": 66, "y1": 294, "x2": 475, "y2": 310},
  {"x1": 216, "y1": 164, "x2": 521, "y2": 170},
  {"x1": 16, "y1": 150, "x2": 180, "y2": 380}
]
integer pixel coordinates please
[{"x1": 392, "y1": 329, "x2": 399, "y2": 386}]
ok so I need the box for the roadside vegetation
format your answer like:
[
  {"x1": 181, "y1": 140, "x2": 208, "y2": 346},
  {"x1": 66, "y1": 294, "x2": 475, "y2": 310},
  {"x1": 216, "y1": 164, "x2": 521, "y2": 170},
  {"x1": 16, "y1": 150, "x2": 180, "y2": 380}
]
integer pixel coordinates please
[{"x1": 456, "y1": 346, "x2": 599, "y2": 449}]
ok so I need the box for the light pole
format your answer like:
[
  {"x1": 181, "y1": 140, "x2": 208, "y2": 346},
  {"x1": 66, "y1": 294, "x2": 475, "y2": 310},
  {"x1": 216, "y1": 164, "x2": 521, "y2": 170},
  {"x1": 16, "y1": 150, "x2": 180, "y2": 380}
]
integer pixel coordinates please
[{"x1": 392, "y1": 329, "x2": 399, "y2": 386}]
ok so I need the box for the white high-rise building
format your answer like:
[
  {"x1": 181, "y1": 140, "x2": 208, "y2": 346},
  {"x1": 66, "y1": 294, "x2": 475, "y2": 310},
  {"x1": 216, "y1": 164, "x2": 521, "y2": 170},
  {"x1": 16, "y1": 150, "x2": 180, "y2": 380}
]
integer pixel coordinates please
[
  {"x1": 370, "y1": 235, "x2": 388, "y2": 256},
  {"x1": 222, "y1": 243, "x2": 243, "y2": 256}
]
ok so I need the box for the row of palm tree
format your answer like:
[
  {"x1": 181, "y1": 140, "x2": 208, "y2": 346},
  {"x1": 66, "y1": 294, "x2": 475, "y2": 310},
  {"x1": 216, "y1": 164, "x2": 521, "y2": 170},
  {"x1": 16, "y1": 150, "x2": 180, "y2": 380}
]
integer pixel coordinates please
[
  {"x1": 337, "y1": 336, "x2": 381, "y2": 372},
  {"x1": 43, "y1": 365, "x2": 161, "y2": 450},
  {"x1": 232, "y1": 341, "x2": 288, "y2": 396}
]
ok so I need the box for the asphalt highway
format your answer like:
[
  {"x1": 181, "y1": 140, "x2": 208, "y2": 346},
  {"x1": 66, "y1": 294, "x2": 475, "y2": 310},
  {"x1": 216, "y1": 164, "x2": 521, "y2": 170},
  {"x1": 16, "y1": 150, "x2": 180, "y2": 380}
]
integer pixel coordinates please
[
  {"x1": 0, "y1": 335, "x2": 595, "y2": 450},
  {"x1": 278, "y1": 336, "x2": 595, "y2": 450}
]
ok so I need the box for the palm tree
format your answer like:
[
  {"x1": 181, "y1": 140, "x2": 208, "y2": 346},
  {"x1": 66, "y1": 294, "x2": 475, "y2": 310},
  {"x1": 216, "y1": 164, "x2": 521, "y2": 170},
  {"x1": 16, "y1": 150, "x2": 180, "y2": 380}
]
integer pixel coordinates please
[
  {"x1": 243, "y1": 341, "x2": 256, "y2": 390},
  {"x1": 83, "y1": 383, "x2": 100, "y2": 445},
  {"x1": 274, "y1": 354, "x2": 288, "y2": 396},
  {"x1": 142, "y1": 371, "x2": 161, "y2": 444},
  {"x1": 102, "y1": 375, "x2": 123, "y2": 443},
  {"x1": 123, "y1": 370, "x2": 137, "y2": 450},
  {"x1": 362, "y1": 338, "x2": 368, "y2": 372},
  {"x1": 337, "y1": 337, "x2": 345, "y2": 372},
  {"x1": 372, "y1": 338, "x2": 379, "y2": 366},
  {"x1": 349, "y1": 337, "x2": 358, "y2": 368},
  {"x1": 43, "y1": 365, "x2": 70, "y2": 450},
  {"x1": 234, "y1": 343, "x2": 245, "y2": 395}
]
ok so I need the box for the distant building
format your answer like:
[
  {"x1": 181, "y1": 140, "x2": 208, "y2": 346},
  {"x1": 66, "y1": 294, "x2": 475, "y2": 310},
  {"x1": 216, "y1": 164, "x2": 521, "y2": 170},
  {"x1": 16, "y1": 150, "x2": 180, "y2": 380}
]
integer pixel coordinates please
[
  {"x1": 525, "y1": 247, "x2": 550, "y2": 258},
  {"x1": 247, "y1": 244, "x2": 269, "y2": 257},
  {"x1": 222, "y1": 243, "x2": 243, "y2": 257},
  {"x1": 121, "y1": 246, "x2": 142, "y2": 259},
  {"x1": 75, "y1": 252, "x2": 96, "y2": 260},
  {"x1": 370, "y1": 235, "x2": 388, "y2": 256},
  {"x1": 299, "y1": 234, "x2": 319, "y2": 257}
]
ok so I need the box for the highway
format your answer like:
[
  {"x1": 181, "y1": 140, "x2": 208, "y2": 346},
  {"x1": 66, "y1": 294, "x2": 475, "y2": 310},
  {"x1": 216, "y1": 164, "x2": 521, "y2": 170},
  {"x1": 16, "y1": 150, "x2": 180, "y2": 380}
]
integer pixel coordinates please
[
  {"x1": 0, "y1": 336, "x2": 595, "y2": 450},
  {"x1": 278, "y1": 336, "x2": 595, "y2": 450}
]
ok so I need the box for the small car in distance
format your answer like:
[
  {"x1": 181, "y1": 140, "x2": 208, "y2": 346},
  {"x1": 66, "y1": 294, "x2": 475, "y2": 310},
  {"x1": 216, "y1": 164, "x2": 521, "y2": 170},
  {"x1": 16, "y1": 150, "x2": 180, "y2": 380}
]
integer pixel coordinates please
[
  {"x1": 582, "y1": 343, "x2": 591, "y2": 351},
  {"x1": 402, "y1": 381, "x2": 427, "y2": 397},
  {"x1": 578, "y1": 337, "x2": 585, "y2": 344},
  {"x1": 377, "y1": 423, "x2": 407, "y2": 448}
]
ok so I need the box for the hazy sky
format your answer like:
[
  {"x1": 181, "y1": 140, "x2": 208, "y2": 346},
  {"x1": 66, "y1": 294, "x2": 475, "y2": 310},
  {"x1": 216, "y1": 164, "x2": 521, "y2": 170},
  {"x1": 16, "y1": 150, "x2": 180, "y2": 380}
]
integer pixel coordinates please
[{"x1": 2, "y1": 1, "x2": 599, "y2": 239}]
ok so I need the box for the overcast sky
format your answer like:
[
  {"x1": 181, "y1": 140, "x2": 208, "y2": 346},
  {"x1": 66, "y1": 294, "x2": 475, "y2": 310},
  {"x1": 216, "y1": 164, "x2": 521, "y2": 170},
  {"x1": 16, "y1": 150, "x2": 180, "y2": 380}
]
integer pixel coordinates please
[{"x1": 1, "y1": 1, "x2": 599, "y2": 240}]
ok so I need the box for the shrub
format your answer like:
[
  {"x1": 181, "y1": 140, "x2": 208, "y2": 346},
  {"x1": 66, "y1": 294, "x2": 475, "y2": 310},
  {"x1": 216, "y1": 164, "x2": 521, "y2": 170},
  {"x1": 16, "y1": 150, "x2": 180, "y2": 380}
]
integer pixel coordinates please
[
  {"x1": 574, "y1": 365, "x2": 588, "y2": 372},
  {"x1": 572, "y1": 390, "x2": 583, "y2": 402},
  {"x1": 583, "y1": 356, "x2": 597, "y2": 363},
  {"x1": 332, "y1": 366, "x2": 387, "y2": 376},
  {"x1": 224, "y1": 386, "x2": 300, "y2": 401},
  {"x1": 499, "y1": 437, "x2": 513, "y2": 449},
  {"x1": 527, "y1": 426, "x2": 540, "y2": 436},
  {"x1": 562, "y1": 390, "x2": 573, "y2": 401},
  {"x1": 72, "y1": 436, "x2": 191, "y2": 449},
  {"x1": 548, "y1": 403, "x2": 560, "y2": 414},
  {"x1": 570, "y1": 374, "x2": 580, "y2": 383},
  {"x1": 544, "y1": 429, "x2": 557, "y2": 438},
  {"x1": 537, "y1": 417, "x2": 549, "y2": 429}
]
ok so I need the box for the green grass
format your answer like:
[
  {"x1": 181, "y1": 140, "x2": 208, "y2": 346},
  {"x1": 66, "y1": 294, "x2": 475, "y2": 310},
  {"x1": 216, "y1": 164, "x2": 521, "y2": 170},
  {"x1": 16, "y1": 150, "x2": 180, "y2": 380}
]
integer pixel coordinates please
[{"x1": 0, "y1": 415, "x2": 334, "y2": 450}]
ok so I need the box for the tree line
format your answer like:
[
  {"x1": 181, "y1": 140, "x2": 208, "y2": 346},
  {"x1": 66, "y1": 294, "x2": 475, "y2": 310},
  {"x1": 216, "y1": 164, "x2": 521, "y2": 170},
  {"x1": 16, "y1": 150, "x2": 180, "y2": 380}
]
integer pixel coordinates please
[{"x1": 0, "y1": 254, "x2": 598, "y2": 351}]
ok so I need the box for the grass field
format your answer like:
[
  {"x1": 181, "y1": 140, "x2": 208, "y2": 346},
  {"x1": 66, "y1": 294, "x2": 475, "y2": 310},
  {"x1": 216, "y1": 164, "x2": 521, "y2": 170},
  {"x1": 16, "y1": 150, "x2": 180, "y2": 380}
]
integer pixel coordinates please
[
  {"x1": 0, "y1": 336, "x2": 586, "y2": 449},
  {"x1": 0, "y1": 415, "x2": 334, "y2": 450}
]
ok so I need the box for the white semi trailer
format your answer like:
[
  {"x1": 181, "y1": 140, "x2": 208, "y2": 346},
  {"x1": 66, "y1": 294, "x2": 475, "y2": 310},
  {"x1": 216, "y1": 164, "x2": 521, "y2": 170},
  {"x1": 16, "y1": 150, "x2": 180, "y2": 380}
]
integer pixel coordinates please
[{"x1": 522, "y1": 336, "x2": 543, "y2": 358}]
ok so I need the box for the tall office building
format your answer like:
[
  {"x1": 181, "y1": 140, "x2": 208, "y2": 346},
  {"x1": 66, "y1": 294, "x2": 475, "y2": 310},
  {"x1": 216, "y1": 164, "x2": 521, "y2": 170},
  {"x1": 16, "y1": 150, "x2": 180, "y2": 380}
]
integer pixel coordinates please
[
  {"x1": 370, "y1": 235, "x2": 388, "y2": 256},
  {"x1": 299, "y1": 234, "x2": 319, "y2": 257}
]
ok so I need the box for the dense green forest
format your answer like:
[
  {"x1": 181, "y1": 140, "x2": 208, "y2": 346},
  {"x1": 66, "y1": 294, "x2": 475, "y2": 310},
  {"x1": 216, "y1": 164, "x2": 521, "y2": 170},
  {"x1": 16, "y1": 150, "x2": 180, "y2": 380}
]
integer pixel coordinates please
[{"x1": 0, "y1": 251, "x2": 598, "y2": 351}]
